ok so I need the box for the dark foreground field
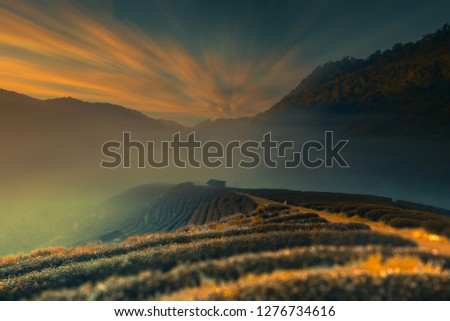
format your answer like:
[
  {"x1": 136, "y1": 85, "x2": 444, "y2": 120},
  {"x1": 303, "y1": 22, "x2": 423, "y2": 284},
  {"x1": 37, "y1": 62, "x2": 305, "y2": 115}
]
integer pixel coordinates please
[{"x1": 1, "y1": 199, "x2": 450, "y2": 300}]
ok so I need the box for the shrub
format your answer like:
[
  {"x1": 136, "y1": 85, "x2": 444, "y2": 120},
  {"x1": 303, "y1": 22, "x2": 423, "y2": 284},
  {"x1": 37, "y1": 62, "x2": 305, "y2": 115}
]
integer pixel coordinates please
[
  {"x1": 0, "y1": 230, "x2": 416, "y2": 300},
  {"x1": 163, "y1": 271, "x2": 450, "y2": 300},
  {"x1": 36, "y1": 245, "x2": 446, "y2": 301},
  {"x1": 389, "y1": 218, "x2": 422, "y2": 228}
]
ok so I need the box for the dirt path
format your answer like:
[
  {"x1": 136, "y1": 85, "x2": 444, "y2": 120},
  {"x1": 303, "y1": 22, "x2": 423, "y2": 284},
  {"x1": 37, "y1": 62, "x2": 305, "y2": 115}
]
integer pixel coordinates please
[{"x1": 246, "y1": 194, "x2": 450, "y2": 256}]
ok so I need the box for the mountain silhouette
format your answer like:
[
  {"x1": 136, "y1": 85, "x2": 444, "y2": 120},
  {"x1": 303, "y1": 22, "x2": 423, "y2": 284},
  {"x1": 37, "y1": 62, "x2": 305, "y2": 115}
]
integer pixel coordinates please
[
  {"x1": 0, "y1": 89, "x2": 185, "y2": 201},
  {"x1": 195, "y1": 24, "x2": 450, "y2": 138},
  {"x1": 269, "y1": 25, "x2": 450, "y2": 115},
  {"x1": 253, "y1": 24, "x2": 450, "y2": 138},
  {"x1": 0, "y1": 89, "x2": 180, "y2": 132}
]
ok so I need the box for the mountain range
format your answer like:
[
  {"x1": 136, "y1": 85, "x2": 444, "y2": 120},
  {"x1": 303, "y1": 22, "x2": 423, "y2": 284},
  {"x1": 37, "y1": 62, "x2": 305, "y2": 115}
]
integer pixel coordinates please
[
  {"x1": 2, "y1": 25, "x2": 449, "y2": 138},
  {"x1": 198, "y1": 24, "x2": 450, "y2": 138}
]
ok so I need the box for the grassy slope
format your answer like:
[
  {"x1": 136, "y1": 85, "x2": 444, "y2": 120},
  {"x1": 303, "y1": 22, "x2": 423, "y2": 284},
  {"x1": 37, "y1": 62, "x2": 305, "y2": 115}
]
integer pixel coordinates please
[
  {"x1": 92, "y1": 183, "x2": 257, "y2": 243},
  {"x1": 239, "y1": 189, "x2": 450, "y2": 237},
  {"x1": 1, "y1": 195, "x2": 449, "y2": 300},
  {"x1": 248, "y1": 195, "x2": 450, "y2": 256}
]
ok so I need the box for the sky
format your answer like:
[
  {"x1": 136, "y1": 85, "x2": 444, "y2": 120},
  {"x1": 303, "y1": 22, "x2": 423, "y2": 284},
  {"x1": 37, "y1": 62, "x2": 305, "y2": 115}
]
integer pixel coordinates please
[{"x1": 0, "y1": 0, "x2": 449, "y2": 126}]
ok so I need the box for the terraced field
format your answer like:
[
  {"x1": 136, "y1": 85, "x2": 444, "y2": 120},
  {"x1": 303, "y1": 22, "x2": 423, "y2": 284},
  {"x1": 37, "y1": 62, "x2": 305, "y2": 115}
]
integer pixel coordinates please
[
  {"x1": 91, "y1": 182, "x2": 257, "y2": 242},
  {"x1": 239, "y1": 189, "x2": 450, "y2": 237},
  {"x1": 1, "y1": 201, "x2": 449, "y2": 300}
]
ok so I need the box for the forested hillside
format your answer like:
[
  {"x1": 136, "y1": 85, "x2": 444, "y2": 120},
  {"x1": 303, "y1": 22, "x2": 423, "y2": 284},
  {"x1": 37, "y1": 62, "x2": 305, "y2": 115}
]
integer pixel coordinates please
[{"x1": 268, "y1": 24, "x2": 450, "y2": 116}]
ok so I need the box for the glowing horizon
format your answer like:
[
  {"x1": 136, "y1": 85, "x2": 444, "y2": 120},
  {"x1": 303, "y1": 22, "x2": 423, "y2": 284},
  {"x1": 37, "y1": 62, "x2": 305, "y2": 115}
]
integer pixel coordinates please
[
  {"x1": 0, "y1": 0, "x2": 448, "y2": 125},
  {"x1": 0, "y1": 1, "x2": 312, "y2": 126}
]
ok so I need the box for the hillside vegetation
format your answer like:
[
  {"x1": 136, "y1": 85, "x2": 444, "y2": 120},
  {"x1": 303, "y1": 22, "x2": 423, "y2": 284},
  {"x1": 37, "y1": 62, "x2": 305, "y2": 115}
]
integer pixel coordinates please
[
  {"x1": 270, "y1": 25, "x2": 450, "y2": 113},
  {"x1": 260, "y1": 24, "x2": 450, "y2": 137},
  {"x1": 240, "y1": 189, "x2": 450, "y2": 237},
  {"x1": 92, "y1": 183, "x2": 257, "y2": 243},
  {"x1": 1, "y1": 200, "x2": 449, "y2": 300}
]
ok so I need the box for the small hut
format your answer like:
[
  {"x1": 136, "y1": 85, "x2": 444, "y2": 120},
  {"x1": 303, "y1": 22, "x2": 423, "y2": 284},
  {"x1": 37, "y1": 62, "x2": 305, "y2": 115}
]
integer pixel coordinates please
[{"x1": 206, "y1": 179, "x2": 226, "y2": 188}]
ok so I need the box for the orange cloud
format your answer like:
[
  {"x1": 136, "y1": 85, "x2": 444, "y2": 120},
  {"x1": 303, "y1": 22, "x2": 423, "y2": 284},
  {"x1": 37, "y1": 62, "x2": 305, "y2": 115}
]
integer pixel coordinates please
[{"x1": 0, "y1": 1, "x2": 307, "y2": 125}]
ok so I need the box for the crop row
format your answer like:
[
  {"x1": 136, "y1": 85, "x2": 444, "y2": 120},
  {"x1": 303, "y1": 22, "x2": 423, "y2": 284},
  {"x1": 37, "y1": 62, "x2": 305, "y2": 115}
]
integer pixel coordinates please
[
  {"x1": 304, "y1": 202, "x2": 450, "y2": 237},
  {"x1": 162, "y1": 270, "x2": 450, "y2": 300},
  {"x1": 0, "y1": 230, "x2": 415, "y2": 300},
  {"x1": 35, "y1": 245, "x2": 449, "y2": 300},
  {"x1": 263, "y1": 213, "x2": 326, "y2": 224},
  {"x1": 0, "y1": 220, "x2": 367, "y2": 279}
]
